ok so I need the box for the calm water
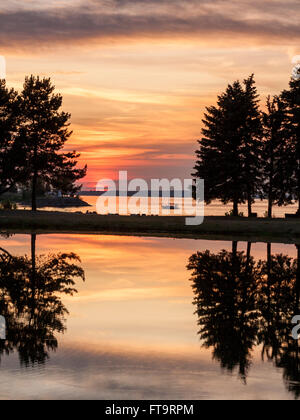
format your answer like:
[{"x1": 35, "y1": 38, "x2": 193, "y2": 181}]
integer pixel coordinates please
[
  {"x1": 0, "y1": 233, "x2": 299, "y2": 400},
  {"x1": 24, "y1": 195, "x2": 299, "y2": 218}
]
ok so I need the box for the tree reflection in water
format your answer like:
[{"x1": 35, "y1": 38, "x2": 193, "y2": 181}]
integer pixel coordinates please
[
  {"x1": 0, "y1": 234, "x2": 85, "y2": 367},
  {"x1": 188, "y1": 242, "x2": 300, "y2": 398}
]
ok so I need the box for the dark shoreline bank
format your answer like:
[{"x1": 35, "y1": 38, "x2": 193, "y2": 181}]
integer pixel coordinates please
[
  {"x1": 1, "y1": 210, "x2": 300, "y2": 244},
  {"x1": 19, "y1": 196, "x2": 91, "y2": 208}
]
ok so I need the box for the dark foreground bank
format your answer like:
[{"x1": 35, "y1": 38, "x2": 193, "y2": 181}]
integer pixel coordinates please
[{"x1": 1, "y1": 210, "x2": 300, "y2": 243}]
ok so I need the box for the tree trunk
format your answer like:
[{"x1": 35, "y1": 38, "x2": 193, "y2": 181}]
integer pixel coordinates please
[
  {"x1": 247, "y1": 196, "x2": 252, "y2": 218},
  {"x1": 267, "y1": 243, "x2": 271, "y2": 284},
  {"x1": 32, "y1": 171, "x2": 37, "y2": 211},
  {"x1": 233, "y1": 200, "x2": 238, "y2": 217},
  {"x1": 246, "y1": 242, "x2": 252, "y2": 263},
  {"x1": 267, "y1": 243, "x2": 271, "y2": 265},
  {"x1": 268, "y1": 170, "x2": 273, "y2": 218},
  {"x1": 232, "y1": 241, "x2": 238, "y2": 256},
  {"x1": 265, "y1": 243, "x2": 272, "y2": 333},
  {"x1": 31, "y1": 233, "x2": 36, "y2": 288},
  {"x1": 30, "y1": 233, "x2": 37, "y2": 322},
  {"x1": 31, "y1": 142, "x2": 38, "y2": 211},
  {"x1": 268, "y1": 196, "x2": 272, "y2": 218},
  {"x1": 268, "y1": 152, "x2": 274, "y2": 218}
]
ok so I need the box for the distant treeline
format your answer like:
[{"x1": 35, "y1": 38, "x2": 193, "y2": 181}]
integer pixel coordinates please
[{"x1": 193, "y1": 74, "x2": 300, "y2": 218}]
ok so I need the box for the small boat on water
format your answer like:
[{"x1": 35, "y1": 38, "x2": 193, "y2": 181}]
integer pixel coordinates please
[{"x1": 162, "y1": 203, "x2": 179, "y2": 210}]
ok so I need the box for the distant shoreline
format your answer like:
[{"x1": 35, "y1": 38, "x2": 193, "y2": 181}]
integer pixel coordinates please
[
  {"x1": 1, "y1": 211, "x2": 300, "y2": 244},
  {"x1": 19, "y1": 196, "x2": 91, "y2": 208}
]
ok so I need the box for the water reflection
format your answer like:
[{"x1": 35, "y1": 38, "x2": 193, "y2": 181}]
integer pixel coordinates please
[
  {"x1": 0, "y1": 234, "x2": 85, "y2": 367},
  {"x1": 188, "y1": 242, "x2": 300, "y2": 398}
]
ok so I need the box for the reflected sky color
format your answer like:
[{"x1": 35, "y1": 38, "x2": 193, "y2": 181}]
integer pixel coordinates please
[{"x1": 0, "y1": 233, "x2": 298, "y2": 399}]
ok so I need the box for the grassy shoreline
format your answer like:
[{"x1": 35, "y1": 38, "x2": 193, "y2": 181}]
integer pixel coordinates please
[{"x1": 1, "y1": 210, "x2": 300, "y2": 244}]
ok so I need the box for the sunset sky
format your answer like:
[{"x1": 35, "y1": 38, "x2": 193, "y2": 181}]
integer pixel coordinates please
[{"x1": 1, "y1": 0, "x2": 299, "y2": 188}]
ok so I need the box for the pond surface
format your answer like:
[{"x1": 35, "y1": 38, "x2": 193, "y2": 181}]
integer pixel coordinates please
[{"x1": 0, "y1": 233, "x2": 299, "y2": 400}]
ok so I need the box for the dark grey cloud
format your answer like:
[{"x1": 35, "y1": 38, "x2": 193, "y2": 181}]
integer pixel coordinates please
[{"x1": 0, "y1": 0, "x2": 299, "y2": 49}]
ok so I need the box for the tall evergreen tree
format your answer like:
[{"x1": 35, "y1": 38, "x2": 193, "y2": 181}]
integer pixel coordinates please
[
  {"x1": 239, "y1": 75, "x2": 263, "y2": 216},
  {"x1": 280, "y1": 78, "x2": 300, "y2": 214},
  {"x1": 193, "y1": 75, "x2": 262, "y2": 216},
  {"x1": 262, "y1": 96, "x2": 290, "y2": 217},
  {"x1": 0, "y1": 80, "x2": 26, "y2": 195},
  {"x1": 18, "y1": 76, "x2": 87, "y2": 211}
]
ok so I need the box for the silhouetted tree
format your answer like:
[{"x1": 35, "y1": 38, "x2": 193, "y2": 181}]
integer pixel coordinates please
[
  {"x1": 188, "y1": 242, "x2": 259, "y2": 381},
  {"x1": 50, "y1": 169, "x2": 83, "y2": 197},
  {"x1": 0, "y1": 80, "x2": 27, "y2": 195},
  {"x1": 188, "y1": 242, "x2": 300, "y2": 397},
  {"x1": 262, "y1": 96, "x2": 290, "y2": 217},
  {"x1": 257, "y1": 247, "x2": 296, "y2": 360},
  {"x1": 0, "y1": 235, "x2": 85, "y2": 366},
  {"x1": 18, "y1": 76, "x2": 87, "y2": 211},
  {"x1": 193, "y1": 75, "x2": 262, "y2": 216},
  {"x1": 280, "y1": 78, "x2": 300, "y2": 214},
  {"x1": 257, "y1": 244, "x2": 300, "y2": 398}
]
